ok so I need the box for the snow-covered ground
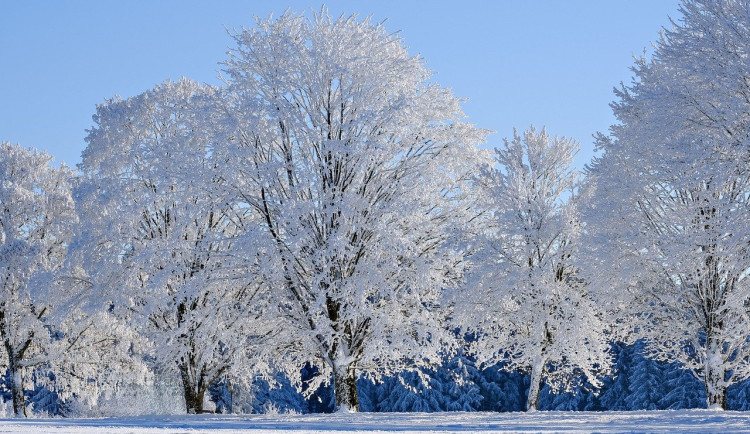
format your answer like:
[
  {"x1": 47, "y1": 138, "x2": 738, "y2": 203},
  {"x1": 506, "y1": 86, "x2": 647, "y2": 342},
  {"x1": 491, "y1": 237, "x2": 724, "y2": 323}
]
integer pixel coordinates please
[{"x1": 1, "y1": 410, "x2": 750, "y2": 433}]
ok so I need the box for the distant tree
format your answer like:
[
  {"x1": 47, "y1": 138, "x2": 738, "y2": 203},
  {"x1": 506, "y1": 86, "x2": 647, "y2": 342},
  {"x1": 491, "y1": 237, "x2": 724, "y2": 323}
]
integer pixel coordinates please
[
  {"x1": 584, "y1": 0, "x2": 750, "y2": 409},
  {"x1": 218, "y1": 10, "x2": 488, "y2": 411},
  {"x1": 24, "y1": 370, "x2": 62, "y2": 416},
  {"x1": 76, "y1": 79, "x2": 280, "y2": 414},
  {"x1": 597, "y1": 341, "x2": 705, "y2": 411},
  {"x1": 459, "y1": 127, "x2": 611, "y2": 411},
  {"x1": 440, "y1": 354, "x2": 483, "y2": 412},
  {"x1": 376, "y1": 372, "x2": 444, "y2": 413}
]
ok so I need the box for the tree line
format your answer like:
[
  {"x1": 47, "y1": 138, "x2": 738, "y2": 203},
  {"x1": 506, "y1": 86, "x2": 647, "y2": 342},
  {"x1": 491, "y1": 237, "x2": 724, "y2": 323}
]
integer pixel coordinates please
[{"x1": 1, "y1": 0, "x2": 749, "y2": 417}]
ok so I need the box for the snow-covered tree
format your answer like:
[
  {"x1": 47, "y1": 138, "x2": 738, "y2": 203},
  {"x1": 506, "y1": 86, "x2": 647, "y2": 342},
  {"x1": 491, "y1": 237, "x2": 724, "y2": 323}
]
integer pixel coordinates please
[
  {"x1": 597, "y1": 343, "x2": 632, "y2": 411},
  {"x1": 45, "y1": 302, "x2": 152, "y2": 416},
  {"x1": 208, "y1": 372, "x2": 309, "y2": 414},
  {"x1": 360, "y1": 351, "x2": 483, "y2": 413},
  {"x1": 474, "y1": 363, "x2": 528, "y2": 412},
  {"x1": 537, "y1": 381, "x2": 599, "y2": 411},
  {"x1": 76, "y1": 79, "x2": 280, "y2": 414},
  {"x1": 624, "y1": 341, "x2": 666, "y2": 410},
  {"x1": 658, "y1": 362, "x2": 705, "y2": 410},
  {"x1": 0, "y1": 142, "x2": 78, "y2": 416},
  {"x1": 0, "y1": 143, "x2": 131, "y2": 417},
  {"x1": 584, "y1": 0, "x2": 750, "y2": 409},
  {"x1": 728, "y1": 379, "x2": 750, "y2": 411},
  {"x1": 217, "y1": 10, "x2": 488, "y2": 411},
  {"x1": 461, "y1": 127, "x2": 611, "y2": 411}
]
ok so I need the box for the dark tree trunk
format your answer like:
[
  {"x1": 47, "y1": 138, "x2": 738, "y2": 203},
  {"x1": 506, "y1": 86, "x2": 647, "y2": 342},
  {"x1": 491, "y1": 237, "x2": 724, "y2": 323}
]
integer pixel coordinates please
[
  {"x1": 333, "y1": 362, "x2": 359, "y2": 412},
  {"x1": 6, "y1": 349, "x2": 26, "y2": 417},
  {"x1": 179, "y1": 363, "x2": 206, "y2": 414},
  {"x1": 1, "y1": 310, "x2": 28, "y2": 418},
  {"x1": 706, "y1": 387, "x2": 727, "y2": 410}
]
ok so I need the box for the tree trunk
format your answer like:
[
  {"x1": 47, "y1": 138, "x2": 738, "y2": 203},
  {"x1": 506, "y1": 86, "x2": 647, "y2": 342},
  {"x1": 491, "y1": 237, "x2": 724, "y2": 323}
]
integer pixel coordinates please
[
  {"x1": 333, "y1": 362, "x2": 359, "y2": 412},
  {"x1": 7, "y1": 353, "x2": 26, "y2": 417},
  {"x1": 704, "y1": 363, "x2": 727, "y2": 410},
  {"x1": 182, "y1": 383, "x2": 205, "y2": 414},
  {"x1": 179, "y1": 364, "x2": 206, "y2": 414},
  {"x1": 703, "y1": 329, "x2": 727, "y2": 410},
  {"x1": 526, "y1": 360, "x2": 545, "y2": 411}
]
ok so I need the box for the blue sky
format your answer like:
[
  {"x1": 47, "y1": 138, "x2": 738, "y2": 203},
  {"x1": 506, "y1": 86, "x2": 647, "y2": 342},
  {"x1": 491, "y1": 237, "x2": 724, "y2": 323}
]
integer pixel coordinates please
[{"x1": 1, "y1": 1, "x2": 681, "y2": 170}]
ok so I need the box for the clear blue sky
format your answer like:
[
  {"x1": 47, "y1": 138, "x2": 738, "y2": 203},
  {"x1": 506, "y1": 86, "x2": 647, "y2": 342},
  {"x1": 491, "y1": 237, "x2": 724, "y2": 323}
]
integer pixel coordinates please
[{"x1": 1, "y1": 1, "x2": 681, "y2": 170}]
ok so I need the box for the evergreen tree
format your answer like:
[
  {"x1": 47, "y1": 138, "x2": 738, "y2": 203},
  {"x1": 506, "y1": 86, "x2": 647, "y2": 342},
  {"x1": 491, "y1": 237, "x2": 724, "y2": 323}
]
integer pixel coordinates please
[
  {"x1": 249, "y1": 374, "x2": 308, "y2": 414},
  {"x1": 659, "y1": 363, "x2": 705, "y2": 410},
  {"x1": 357, "y1": 353, "x2": 483, "y2": 412},
  {"x1": 625, "y1": 341, "x2": 665, "y2": 410},
  {"x1": 441, "y1": 355, "x2": 483, "y2": 412},
  {"x1": 377, "y1": 371, "x2": 444, "y2": 413},
  {"x1": 727, "y1": 379, "x2": 750, "y2": 411},
  {"x1": 538, "y1": 380, "x2": 599, "y2": 411},
  {"x1": 474, "y1": 364, "x2": 528, "y2": 412},
  {"x1": 598, "y1": 343, "x2": 633, "y2": 411},
  {"x1": 301, "y1": 365, "x2": 335, "y2": 414},
  {"x1": 26, "y1": 376, "x2": 62, "y2": 417},
  {"x1": 209, "y1": 372, "x2": 309, "y2": 414},
  {"x1": 355, "y1": 377, "x2": 378, "y2": 412}
]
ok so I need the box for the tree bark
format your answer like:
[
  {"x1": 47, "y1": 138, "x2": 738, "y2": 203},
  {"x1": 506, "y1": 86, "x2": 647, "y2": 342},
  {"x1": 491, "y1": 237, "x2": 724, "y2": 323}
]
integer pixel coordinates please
[
  {"x1": 6, "y1": 351, "x2": 26, "y2": 417},
  {"x1": 179, "y1": 363, "x2": 206, "y2": 414},
  {"x1": 333, "y1": 362, "x2": 359, "y2": 412},
  {"x1": 2, "y1": 313, "x2": 28, "y2": 418},
  {"x1": 704, "y1": 363, "x2": 727, "y2": 410}
]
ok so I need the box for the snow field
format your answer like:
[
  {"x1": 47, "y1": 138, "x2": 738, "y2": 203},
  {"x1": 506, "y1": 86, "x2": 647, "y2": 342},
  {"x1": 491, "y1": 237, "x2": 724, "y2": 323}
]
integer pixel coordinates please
[{"x1": 2, "y1": 410, "x2": 750, "y2": 433}]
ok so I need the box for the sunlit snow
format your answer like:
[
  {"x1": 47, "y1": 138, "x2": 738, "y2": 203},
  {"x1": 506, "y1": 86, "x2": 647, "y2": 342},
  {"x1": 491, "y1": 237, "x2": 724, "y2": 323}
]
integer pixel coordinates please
[{"x1": 2, "y1": 411, "x2": 750, "y2": 433}]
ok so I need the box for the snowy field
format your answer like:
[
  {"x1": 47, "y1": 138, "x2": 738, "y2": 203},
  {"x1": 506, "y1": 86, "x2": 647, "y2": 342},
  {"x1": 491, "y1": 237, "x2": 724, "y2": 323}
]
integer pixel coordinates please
[{"x1": 1, "y1": 411, "x2": 750, "y2": 433}]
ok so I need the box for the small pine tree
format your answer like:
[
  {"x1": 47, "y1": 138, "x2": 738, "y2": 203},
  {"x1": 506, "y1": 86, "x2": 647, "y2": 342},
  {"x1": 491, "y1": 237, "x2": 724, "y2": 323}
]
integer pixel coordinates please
[
  {"x1": 375, "y1": 370, "x2": 445, "y2": 412},
  {"x1": 474, "y1": 363, "x2": 528, "y2": 412},
  {"x1": 355, "y1": 377, "x2": 378, "y2": 412},
  {"x1": 209, "y1": 373, "x2": 308, "y2": 414},
  {"x1": 27, "y1": 370, "x2": 62, "y2": 416},
  {"x1": 658, "y1": 363, "x2": 705, "y2": 410},
  {"x1": 207, "y1": 378, "x2": 232, "y2": 414},
  {"x1": 625, "y1": 341, "x2": 665, "y2": 410},
  {"x1": 538, "y1": 382, "x2": 598, "y2": 411},
  {"x1": 250, "y1": 374, "x2": 308, "y2": 414},
  {"x1": 358, "y1": 353, "x2": 483, "y2": 413},
  {"x1": 441, "y1": 355, "x2": 483, "y2": 412},
  {"x1": 727, "y1": 379, "x2": 750, "y2": 411},
  {"x1": 598, "y1": 343, "x2": 632, "y2": 410}
]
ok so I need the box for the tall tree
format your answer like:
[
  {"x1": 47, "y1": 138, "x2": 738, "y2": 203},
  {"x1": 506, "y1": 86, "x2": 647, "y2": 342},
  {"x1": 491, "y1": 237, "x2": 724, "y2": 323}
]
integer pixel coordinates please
[
  {"x1": 584, "y1": 0, "x2": 750, "y2": 409},
  {"x1": 460, "y1": 127, "x2": 611, "y2": 411},
  {"x1": 0, "y1": 143, "x2": 75, "y2": 416},
  {"x1": 218, "y1": 10, "x2": 488, "y2": 411},
  {"x1": 0, "y1": 143, "x2": 127, "y2": 417},
  {"x1": 76, "y1": 79, "x2": 279, "y2": 413}
]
